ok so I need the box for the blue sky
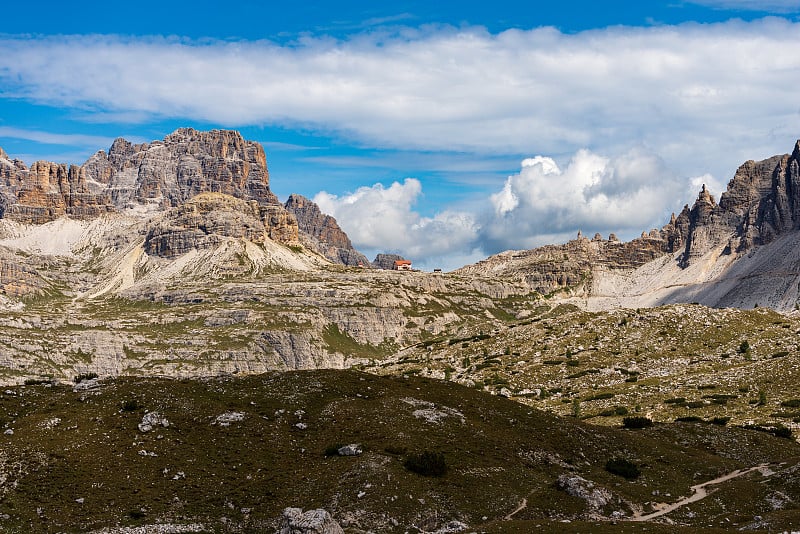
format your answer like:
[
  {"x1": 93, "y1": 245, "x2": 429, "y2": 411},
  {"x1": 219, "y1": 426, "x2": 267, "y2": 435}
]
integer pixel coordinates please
[{"x1": 2, "y1": 0, "x2": 800, "y2": 269}]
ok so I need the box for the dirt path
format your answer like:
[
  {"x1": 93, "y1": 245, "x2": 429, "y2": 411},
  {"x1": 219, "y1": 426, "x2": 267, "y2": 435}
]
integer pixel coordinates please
[
  {"x1": 504, "y1": 498, "x2": 527, "y2": 520},
  {"x1": 630, "y1": 463, "x2": 773, "y2": 522}
]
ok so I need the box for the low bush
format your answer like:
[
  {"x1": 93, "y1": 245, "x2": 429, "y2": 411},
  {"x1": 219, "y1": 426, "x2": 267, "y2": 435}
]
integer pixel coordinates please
[
  {"x1": 73, "y1": 372, "x2": 98, "y2": 383},
  {"x1": 605, "y1": 457, "x2": 640, "y2": 480},
  {"x1": 324, "y1": 444, "x2": 344, "y2": 457},
  {"x1": 121, "y1": 399, "x2": 141, "y2": 412},
  {"x1": 404, "y1": 451, "x2": 447, "y2": 477},
  {"x1": 585, "y1": 392, "x2": 615, "y2": 401},
  {"x1": 622, "y1": 416, "x2": 653, "y2": 429},
  {"x1": 23, "y1": 378, "x2": 52, "y2": 386}
]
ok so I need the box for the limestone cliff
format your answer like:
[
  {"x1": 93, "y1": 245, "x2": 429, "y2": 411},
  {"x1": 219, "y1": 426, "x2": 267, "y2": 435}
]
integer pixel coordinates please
[
  {"x1": 284, "y1": 194, "x2": 369, "y2": 267},
  {"x1": 678, "y1": 144, "x2": 800, "y2": 266},
  {"x1": 0, "y1": 129, "x2": 299, "y2": 245},
  {"x1": 459, "y1": 139, "x2": 800, "y2": 310},
  {"x1": 0, "y1": 129, "x2": 382, "y2": 263}
]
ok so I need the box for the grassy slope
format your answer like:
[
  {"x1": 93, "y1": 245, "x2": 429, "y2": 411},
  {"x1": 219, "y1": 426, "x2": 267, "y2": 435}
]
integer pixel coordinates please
[
  {"x1": 1, "y1": 370, "x2": 799, "y2": 533},
  {"x1": 371, "y1": 303, "x2": 800, "y2": 428}
]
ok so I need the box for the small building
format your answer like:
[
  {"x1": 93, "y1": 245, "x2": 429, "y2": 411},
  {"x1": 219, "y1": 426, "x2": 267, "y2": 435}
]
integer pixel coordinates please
[{"x1": 393, "y1": 260, "x2": 412, "y2": 271}]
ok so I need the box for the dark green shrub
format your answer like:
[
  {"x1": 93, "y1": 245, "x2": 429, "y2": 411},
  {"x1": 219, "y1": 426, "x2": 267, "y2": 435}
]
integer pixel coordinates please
[
  {"x1": 585, "y1": 392, "x2": 615, "y2": 401},
  {"x1": 675, "y1": 416, "x2": 703, "y2": 423},
  {"x1": 24, "y1": 378, "x2": 52, "y2": 386},
  {"x1": 739, "y1": 341, "x2": 750, "y2": 354},
  {"x1": 781, "y1": 399, "x2": 800, "y2": 408},
  {"x1": 73, "y1": 372, "x2": 98, "y2": 383},
  {"x1": 710, "y1": 417, "x2": 730, "y2": 426},
  {"x1": 614, "y1": 406, "x2": 629, "y2": 416},
  {"x1": 324, "y1": 444, "x2": 344, "y2": 457},
  {"x1": 774, "y1": 425, "x2": 793, "y2": 439},
  {"x1": 622, "y1": 416, "x2": 653, "y2": 429},
  {"x1": 384, "y1": 445, "x2": 407, "y2": 455},
  {"x1": 605, "y1": 457, "x2": 640, "y2": 480},
  {"x1": 121, "y1": 399, "x2": 141, "y2": 412},
  {"x1": 664, "y1": 397, "x2": 686, "y2": 405},
  {"x1": 404, "y1": 451, "x2": 447, "y2": 477}
]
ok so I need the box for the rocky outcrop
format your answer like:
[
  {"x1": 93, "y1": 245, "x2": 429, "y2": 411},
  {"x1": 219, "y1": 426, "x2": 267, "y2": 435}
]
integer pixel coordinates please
[
  {"x1": 373, "y1": 253, "x2": 409, "y2": 270},
  {"x1": 85, "y1": 128, "x2": 281, "y2": 209},
  {"x1": 144, "y1": 193, "x2": 275, "y2": 259},
  {"x1": 278, "y1": 507, "x2": 344, "y2": 534},
  {"x1": 677, "y1": 145, "x2": 800, "y2": 266},
  {"x1": 0, "y1": 255, "x2": 46, "y2": 297},
  {"x1": 0, "y1": 128, "x2": 288, "y2": 223},
  {"x1": 457, "y1": 227, "x2": 683, "y2": 296},
  {"x1": 0, "y1": 158, "x2": 114, "y2": 224},
  {"x1": 0, "y1": 129, "x2": 376, "y2": 263},
  {"x1": 284, "y1": 194, "x2": 369, "y2": 267}
]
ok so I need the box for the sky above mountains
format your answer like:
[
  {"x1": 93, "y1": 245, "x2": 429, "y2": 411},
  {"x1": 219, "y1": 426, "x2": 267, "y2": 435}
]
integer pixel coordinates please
[{"x1": 2, "y1": 0, "x2": 800, "y2": 270}]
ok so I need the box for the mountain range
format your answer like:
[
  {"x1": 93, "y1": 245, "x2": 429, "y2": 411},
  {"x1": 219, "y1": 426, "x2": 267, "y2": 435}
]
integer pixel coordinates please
[
  {"x1": 3, "y1": 129, "x2": 800, "y2": 532},
  {"x1": 459, "y1": 141, "x2": 800, "y2": 312}
]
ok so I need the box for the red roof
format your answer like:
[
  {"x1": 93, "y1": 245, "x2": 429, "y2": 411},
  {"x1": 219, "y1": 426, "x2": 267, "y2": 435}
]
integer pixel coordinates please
[{"x1": 394, "y1": 260, "x2": 412, "y2": 265}]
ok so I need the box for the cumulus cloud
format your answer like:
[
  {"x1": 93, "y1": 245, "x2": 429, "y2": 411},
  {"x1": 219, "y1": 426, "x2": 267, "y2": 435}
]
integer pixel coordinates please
[
  {"x1": 313, "y1": 178, "x2": 480, "y2": 269},
  {"x1": 315, "y1": 148, "x2": 706, "y2": 268},
  {"x1": 479, "y1": 149, "x2": 690, "y2": 254},
  {"x1": 1, "y1": 18, "x2": 800, "y2": 179}
]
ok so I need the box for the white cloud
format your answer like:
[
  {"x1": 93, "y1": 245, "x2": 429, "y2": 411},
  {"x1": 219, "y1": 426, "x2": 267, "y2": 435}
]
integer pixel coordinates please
[
  {"x1": 1, "y1": 18, "x2": 800, "y2": 181},
  {"x1": 479, "y1": 149, "x2": 689, "y2": 253},
  {"x1": 313, "y1": 178, "x2": 479, "y2": 270},
  {"x1": 313, "y1": 148, "x2": 704, "y2": 267},
  {"x1": 686, "y1": 1, "x2": 800, "y2": 12},
  {"x1": 0, "y1": 127, "x2": 120, "y2": 148},
  {"x1": 3, "y1": 20, "x2": 800, "y2": 266}
]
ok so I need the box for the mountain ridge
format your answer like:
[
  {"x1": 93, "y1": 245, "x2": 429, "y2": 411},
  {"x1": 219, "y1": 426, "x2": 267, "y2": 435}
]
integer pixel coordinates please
[
  {"x1": 459, "y1": 139, "x2": 800, "y2": 312},
  {"x1": 0, "y1": 128, "x2": 366, "y2": 267}
]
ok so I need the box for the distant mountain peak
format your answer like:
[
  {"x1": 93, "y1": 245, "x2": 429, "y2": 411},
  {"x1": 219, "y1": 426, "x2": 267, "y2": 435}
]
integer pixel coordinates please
[{"x1": 0, "y1": 128, "x2": 368, "y2": 267}]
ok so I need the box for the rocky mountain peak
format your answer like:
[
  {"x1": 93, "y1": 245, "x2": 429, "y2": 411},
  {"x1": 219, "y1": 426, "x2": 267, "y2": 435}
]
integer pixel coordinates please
[
  {"x1": 284, "y1": 194, "x2": 370, "y2": 267},
  {"x1": 0, "y1": 128, "x2": 373, "y2": 267},
  {"x1": 0, "y1": 147, "x2": 8, "y2": 160},
  {"x1": 677, "y1": 142, "x2": 800, "y2": 266}
]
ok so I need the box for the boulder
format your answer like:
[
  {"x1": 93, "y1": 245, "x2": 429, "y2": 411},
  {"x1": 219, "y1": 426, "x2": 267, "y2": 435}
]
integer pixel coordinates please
[{"x1": 278, "y1": 507, "x2": 344, "y2": 534}]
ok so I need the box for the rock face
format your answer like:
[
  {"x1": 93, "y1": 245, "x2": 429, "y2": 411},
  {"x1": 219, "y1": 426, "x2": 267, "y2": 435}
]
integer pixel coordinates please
[
  {"x1": 373, "y1": 253, "x2": 409, "y2": 270},
  {"x1": 278, "y1": 507, "x2": 344, "y2": 534},
  {"x1": 457, "y1": 228, "x2": 683, "y2": 296},
  {"x1": 0, "y1": 128, "x2": 294, "y2": 229},
  {"x1": 284, "y1": 194, "x2": 369, "y2": 266},
  {"x1": 677, "y1": 144, "x2": 800, "y2": 266},
  {"x1": 145, "y1": 193, "x2": 272, "y2": 259},
  {"x1": 460, "y1": 140, "x2": 800, "y2": 303},
  {"x1": 85, "y1": 128, "x2": 281, "y2": 209},
  {"x1": 0, "y1": 128, "x2": 378, "y2": 261}
]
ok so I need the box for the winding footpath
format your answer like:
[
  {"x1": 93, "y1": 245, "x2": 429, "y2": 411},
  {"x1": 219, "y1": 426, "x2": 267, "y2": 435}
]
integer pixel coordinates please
[{"x1": 630, "y1": 463, "x2": 775, "y2": 522}]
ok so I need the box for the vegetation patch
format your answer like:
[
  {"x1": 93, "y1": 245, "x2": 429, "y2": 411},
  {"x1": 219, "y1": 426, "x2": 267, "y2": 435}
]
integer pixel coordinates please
[
  {"x1": 622, "y1": 416, "x2": 653, "y2": 429},
  {"x1": 403, "y1": 450, "x2": 448, "y2": 477},
  {"x1": 605, "y1": 457, "x2": 640, "y2": 480}
]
